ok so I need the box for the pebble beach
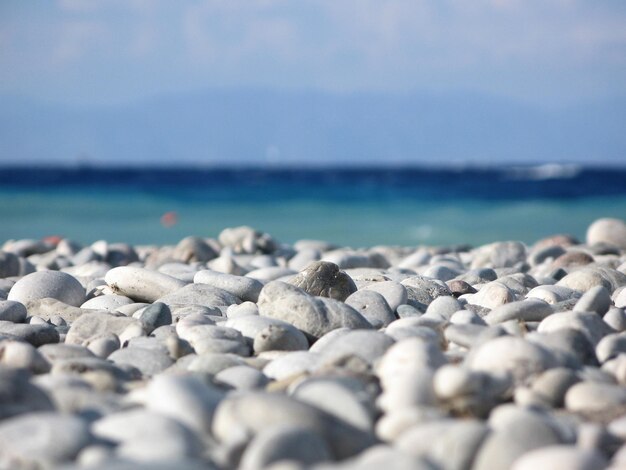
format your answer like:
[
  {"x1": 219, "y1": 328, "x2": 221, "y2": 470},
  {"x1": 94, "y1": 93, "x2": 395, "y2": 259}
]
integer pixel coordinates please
[{"x1": 1, "y1": 218, "x2": 626, "y2": 469}]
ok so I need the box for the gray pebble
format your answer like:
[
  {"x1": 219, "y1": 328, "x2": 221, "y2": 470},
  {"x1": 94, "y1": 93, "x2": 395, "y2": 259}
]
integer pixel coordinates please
[
  {"x1": 287, "y1": 261, "x2": 357, "y2": 301},
  {"x1": 194, "y1": 269, "x2": 263, "y2": 302},
  {"x1": 361, "y1": 281, "x2": 408, "y2": 311},
  {"x1": 8, "y1": 271, "x2": 85, "y2": 307},
  {"x1": 345, "y1": 290, "x2": 396, "y2": 328},
  {"x1": 574, "y1": 285, "x2": 612, "y2": 315},
  {"x1": 105, "y1": 266, "x2": 187, "y2": 303}
]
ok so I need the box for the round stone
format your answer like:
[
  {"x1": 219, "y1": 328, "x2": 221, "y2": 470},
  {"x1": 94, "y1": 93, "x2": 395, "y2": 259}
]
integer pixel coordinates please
[{"x1": 8, "y1": 271, "x2": 85, "y2": 307}]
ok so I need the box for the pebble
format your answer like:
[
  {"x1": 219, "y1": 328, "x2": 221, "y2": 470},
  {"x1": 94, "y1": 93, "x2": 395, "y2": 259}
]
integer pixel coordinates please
[
  {"x1": 586, "y1": 217, "x2": 626, "y2": 249},
  {"x1": 0, "y1": 220, "x2": 625, "y2": 468},
  {"x1": 8, "y1": 271, "x2": 85, "y2": 306},
  {"x1": 345, "y1": 290, "x2": 396, "y2": 328},
  {"x1": 287, "y1": 261, "x2": 357, "y2": 301},
  {"x1": 257, "y1": 281, "x2": 371, "y2": 339},
  {"x1": 0, "y1": 412, "x2": 92, "y2": 467},
  {"x1": 194, "y1": 269, "x2": 263, "y2": 302},
  {"x1": 0, "y1": 300, "x2": 27, "y2": 323},
  {"x1": 105, "y1": 266, "x2": 187, "y2": 302}
]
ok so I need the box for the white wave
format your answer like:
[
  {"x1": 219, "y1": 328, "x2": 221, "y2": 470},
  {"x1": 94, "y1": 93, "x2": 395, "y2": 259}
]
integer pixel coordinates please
[{"x1": 505, "y1": 163, "x2": 582, "y2": 181}]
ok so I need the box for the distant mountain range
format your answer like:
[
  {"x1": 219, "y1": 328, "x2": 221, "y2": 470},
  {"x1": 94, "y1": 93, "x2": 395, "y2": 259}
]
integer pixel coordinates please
[{"x1": 0, "y1": 89, "x2": 624, "y2": 165}]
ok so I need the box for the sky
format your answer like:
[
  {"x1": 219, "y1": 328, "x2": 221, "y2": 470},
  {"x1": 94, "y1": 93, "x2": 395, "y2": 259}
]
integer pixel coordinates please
[{"x1": 0, "y1": 1, "x2": 625, "y2": 165}]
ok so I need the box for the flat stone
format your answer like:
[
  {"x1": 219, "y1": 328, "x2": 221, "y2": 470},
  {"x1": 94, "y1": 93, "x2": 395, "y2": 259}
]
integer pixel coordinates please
[
  {"x1": 287, "y1": 261, "x2": 357, "y2": 301},
  {"x1": 538, "y1": 310, "x2": 614, "y2": 346},
  {"x1": 257, "y1": 281, "x2": 371, "y2": 340},
  {"x1": 92, "y1": 409, "x2": 204, "y2": 462},
  {"x1": 483, "y1": 299, "x2": 553, "y2": 325},
  {"x1": 65, "y1": 312, "x2": 141, "y2": 345},
  {"x1": 361, "y1": 281, "x2": 408, "y2": 311},
  {"x1": 240, "y1": 425, "x2": 332, "y2": 469},
  {"x1": 0, "y1": 300, "x2": 27, "y2": 323},
  {"x1": 81, "y1": 294, "x2": 134, "y2": 312},
  {"x1": 0, "y1": 412, "x2": 92, "y2": 466},
  {"x1": 565, "y1": 381, "x2": 626, "y2": 414},
  {"x1": 0, "y1": 321, "x2": 59, "y2": 346},
  {"x1": 157, "y1": 283, "x2": 242, "y2": 308},
  {"x1": 345, "y1": 290, "x2": 396, "y2": 328},
  {"x1": 8, "y1": 271, "x2": 85, "y2": 307},
  {"x1": 108, "y1": 346, "x2": 174, "y2": 376},
  {"x1": 180, "y1": 324, "x2": 249, "y2": 356},
  {"x1": 24, "y1": 297, "x2": 89, "y2": 323},
  {"x1": 211, "y1": 392, "x2": 376, "y2": 460},
  {"x1": 105, "y1": 266, "x2": 187, "y2": 303},
  {"x1": 313, "y1": 329, "x2": 395, "y2": 365},
  {"x1": 194, "y1": 270, "x2": 263, "y2": 302}
]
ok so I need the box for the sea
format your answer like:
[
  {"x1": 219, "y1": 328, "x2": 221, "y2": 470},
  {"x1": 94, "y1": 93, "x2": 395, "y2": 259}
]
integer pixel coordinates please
[{"x1": 0, "y1": 164, "x2": 625, "y2": 249}]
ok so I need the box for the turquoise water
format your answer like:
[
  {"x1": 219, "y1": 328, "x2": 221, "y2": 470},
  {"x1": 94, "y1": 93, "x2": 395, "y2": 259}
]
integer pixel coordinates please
[{"x1": 2, "y1": 188, "x2": 625, "y2": 248}]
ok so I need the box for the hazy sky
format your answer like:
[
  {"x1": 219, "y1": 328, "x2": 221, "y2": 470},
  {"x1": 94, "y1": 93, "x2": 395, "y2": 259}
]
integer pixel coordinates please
[{"x1": 2, "y1": 0, "x2": 626, "y2": 106}]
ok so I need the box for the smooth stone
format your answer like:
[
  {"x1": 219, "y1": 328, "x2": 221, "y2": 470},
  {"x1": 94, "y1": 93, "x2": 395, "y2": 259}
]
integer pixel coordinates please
[
  {"x1": 433, "y1": 364, "x2": 491, "y2": 400},
  {"x1": 0, "y1": 412, "x2": 92, "y2": 466},
  {"x1": 556, "y1": 268, "x2": 612, "y2": 292},
  {"x1": 529, "y1": 329, "x2": 598, "y2": 367},
  {"x1": 157, "y1": 283, "x2": 242, "y2": 308},
  {"x1": 0, "y1": 340, "x2": 50, "y2": 373},
  {"x1": 472, "y1": 407, "x2": 562, "y2": 470},
  {"x1": 395, "y1": 419, "x2": 490, "y2": 470},
  {"x1": 422, "y1": 264, "x2": 462, "y2": 282},
  {"x1": 322, "y1": 445, "x2": 434, "y2": 470},
  {"x1": 212, "y1": 392, "x2": 376, "y2": 460},
  {"x1": 287, "y1": 261, "x2": 357, "y2": 302},
  {"x1": 511, "y1": 445, "x2": 607, "y2": 470},
  {"x1": 538, "y1": 310, "x2": 614, "y2": 346},
  {"x1": 81, "y1": 294, "x2": 134, "y2": 312},
  {"x1": 181, "y1": 325, "x2": 249, "y2": 356},
  {"x1": 444, "y1": 323, "x2": 506, "y2": 349},
  {"x1": 0, "y1": 300, "x2": 26, "y2": 323},
  {"x1": 219, "y1": 226, "x2": 277, "y2": 254},
  {"x1": 0, "y1": 321, "x2": 59, "y2": 346},
  {"x1": 604, "y1": 308, "x2": 626, "y2": 332},
  {"x1": 214, "y1": 365, "x2": 270, "y2": 390},
  {"x1": 8, "y1": 271, "x2": 85, "y2": 307},
  {"x1": 574, "y1": 285, "x2": 612, "y2": 315},
  {"x1": 483, "y1": 299, "x2": 553, "y2": 325},
  {"x1": 467, "y1": 336, "x2": 558, "y2": 384},
  {"x1": 172, "y1": 236, "x2": 217, "y2": 262},
  {"x1": 175, "y1": 313, "x2": 216, "y2": 338},
  {"x1": 187, "y1": 353, "x2": 246, "y2": 375},
  {"x1": 396, "y1": 304, "x2": 423, "y2": 318},
  {"x1": 105, "y1": 266, "x2": 187, "y2": 303},
  {"x1": 565, "y1": 381, "x2": 626, "y2": 413},
  {"x1": 446, "y1": 279, "x2": 477, "y2": 297},
  {"x1": 65, "y1": 312, "x2": 141, "y2": 345},
  {"x1": 596, "y1": 333, "x2": 626, "y2": 363},
  {"x1": 257, "y1": 281, "x2": 371, "y2": 340},
  {"x1": 226, "y1": 301, "x2": 259, "y2": 318},
  {"x1": 135, "y1": 302, "x2": 172, "y2": 334},
  {"x1": 24, "y1": 298, "x2": 89, "y2": 323},
  {"x1": 194, "y1": 270, "x2": 263, "y2": 302},
  {"x1": 108, "y1": 346, "x2": 173, "y2": 376},
  {"x1": 314, "y1": 330, "x2": 395, "y2": 365},
  {"x1": 470, "y1": 241, "x2": 527, "y2": 269},
  {"x1": 376, "y1": 337, "x2": 447, "y2": 387},
  {"x1": 145, "y1": 374, "x2": 224, "y2": 434},
  {"x1": 375, "y1": 407, "x2": 446, "y2": 442},
  {"x1": 92, "y1": 409, "x2": 204, "y2": 461},
  {"x1": 38, "y1": 343, "x2": 95, "y2": 362},
  {"x1": 530, "y1": 368, "x2": 581, "y2": 408},
  {"x1": 401, "y1": 276, "x2": 451, "y2": 306},
  {"x1": 263, "y1": 351, "x2": 320, "y2": 380},
  {"x1": 291, "y1": 378, "x2": 375, "y2": 431},
  {"x1": 86, "y1": 333, "x2": 121, "y2": 358},
  {"x1": 361, "y1": 281, "x2": 408, "y2": 312},
  {"x1": 587, "y1": 218, "x2": 626, "y2": 249},
  {"x1": 424, "y1": 295, "x2": 462, "y2": 320},
  {"x1": 528, "y1": 244, "x2": 567, "y2": 266},
  {"x1": 0, "y1": 251, "x2": 30, "y2": 278},
  {"x1": 449, "y1": 310, "x2": 486, "y2": 325},
  {"x1": 465, "y1": 281, "x2": 515, "y2": 309},
  {"x1": 0, "y1": 367, "x2": 54, "y2": 419},
  {"x1": 240, "y1": 425, "x2": 332, "y2": 469},
  {"x1": 246, "y1": 267, "x2": 296, "y2": 282},
  {"x1": 525, "y1": 285, "x2": 579, "y2": 304},
  {"x1": 378, "y1": 368, "x2": 437, "y2": 411},
  {"x1": 345, "y1": 290, "x2": 396, "y2": 328},
  {"x1": 224, "y1": 315, "x2": 309, "y2": 352}
]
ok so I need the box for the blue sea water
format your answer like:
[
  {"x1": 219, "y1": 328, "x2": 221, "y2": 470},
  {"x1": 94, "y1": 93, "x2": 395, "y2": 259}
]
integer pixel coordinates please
[{"x1": 0, "y1": 165, "x2": 625, "y2": 248}]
